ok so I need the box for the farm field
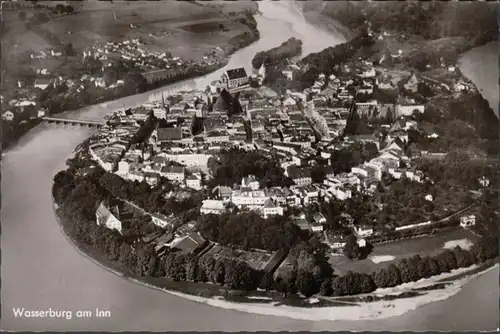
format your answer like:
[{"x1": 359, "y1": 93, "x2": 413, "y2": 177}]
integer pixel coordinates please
[
  {"x1": 2, "y1": 1, "x2": 258, "y2": 60},
  {"x1": 328, "y1": 228, "x2": 479, "y2": 276}
]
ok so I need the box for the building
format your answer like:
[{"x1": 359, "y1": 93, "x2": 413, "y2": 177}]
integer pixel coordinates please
[
  {"x1": 95, "y1": 201, "x2": 122, "y2": 233},
  {"x1": 2, "y1": 111, "x2": 14, "y2": 121},
  {"x1": 34, "y1": 78, "x2": 52, "y2": 90},
  {"x1": 151, "y1": 213, "x2": 171, "y2": 228},
  {"x1": 213, "y1": 186, "x2": 232, "y2": 201},
  {"x1": 170, "y1": 232, "x2": 208, "y2": 255},
  {"x1": 262, "y1": 199, "x2": 284, "y2": 219},
  {"x1": 327, "y1": 234, "x2": 347, "y2": 250},
  {"x1": 186, "y1": 174, "x2": 202, "y2": 190},
  {"x1": 396, "y1": 104, "x2": 425, "y2": 117},
  {"x1": 287, "y1": 166, "x2": 312, "y2": 186},
  {"x1": 161, "y1": 166, "x2": 185, "y2": 182},
  {"x1": 200, "y1": 200, "x2": 226, "y2": 215},
  {"x1": 241, "y1": 175, "x2": 260, "y2": 190},
  {"x1": 153, "y1": 108, "x2": 167, "y2": 119},
  {"x1": 95, "y1": 77, "x2": 106, "y2": 88},
  {"x1": 460, "y1": 215, "x2": 476, "y2": 228},
  {"x1": 155, "y1": 127, "x2": 183, "y2": 143},
  {"x1": 221, "y1": 68, "x2": 249, "y2": 90},
  {"x1": 231, "y1": 189, "x2": 270, "y2": 209},
  {"x1": 311, "y1": 223, "x2": 324, "y2": 233},
  {"x1": 354, "y1": 224, "x2": 374, "y2": 238},
  {"x1": 313, "y1": 212, "x2": 327, "y2": 225}
]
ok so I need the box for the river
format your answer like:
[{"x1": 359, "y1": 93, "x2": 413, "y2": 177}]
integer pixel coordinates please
[
  {"x1": 1, "y1": 2, "x2": 498, "y2": 331},
  {"x1": 458, "y1": 41, "x2": 499, "y2": 118}
]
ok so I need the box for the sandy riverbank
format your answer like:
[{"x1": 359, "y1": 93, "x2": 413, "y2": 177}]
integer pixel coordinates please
[{"x1": 143, "y1": 263, "x2": 499, "y2": 322}]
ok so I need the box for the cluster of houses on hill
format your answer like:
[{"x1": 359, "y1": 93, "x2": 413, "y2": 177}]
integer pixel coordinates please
[{"x1": 85, "y1": 50, "x2": 486, "y2": 258}]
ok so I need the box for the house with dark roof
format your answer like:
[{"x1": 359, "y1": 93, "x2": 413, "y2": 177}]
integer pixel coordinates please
[
  {"x1": 170, "y1": 232, "x2": 208, "y2": 255},
  {"x1": 34, "y1": 77, "x2": 52, "y2": 90},
  {"x1": 287, "y1": 165, "x2": 312, "y2": 186},
  {"x1": 155, "y1": 127, "x2": 183, "y2": 143},
  {"x1": 221, "y1": 68, "x2": 249, "y2": 90},
  {"x1": 262, "y1": 199, "x2": 284, "y2": 218},
  {"x1": 313, "y1": 212, "x2": 327, "y2": 225}
]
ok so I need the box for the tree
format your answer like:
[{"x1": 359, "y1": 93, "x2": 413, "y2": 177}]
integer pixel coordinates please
[
  {"x1": 343, "y1": 234, "x2": 361, "y2": 260},
  {"x1": 471, "y1": 237, "x2": 498, "y2": 262},
  {"x1": 453, "y1": 246, "x2": 476, "y2": 268},
  {"x1": 64, "y1": 5, "x2": 74, "y2": 14},
  {"x1": 296, "y1": 269, "x2": 318, "y2": 297},
  {"x1": 213, "y1": 259, "x2": 226, "y2": 285},
  {"x1": 63, "y1": 42, "x2": 76, "y2": 57},
  {"x1": 332, "y1": 271, "x2": 376, "y2": 296},
  {"x1": 259, "y1": 271, "x2": 275, "y2": 291},
  {"x1": 123, "y1": 70, "x2": 148, "y2": 94},
  {"x1": 320, "y1": 277, "x2": 333, "y2": 296}
]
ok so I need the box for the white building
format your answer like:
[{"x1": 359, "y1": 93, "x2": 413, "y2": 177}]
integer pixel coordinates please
[
  {"x1": 221, "y1": 68, "x2": 249, "y2": 91},
  {"x1": 34, "y1": 78, "x2": 52, "y2": 90},
  {"x1": 161, "y1": 166, "x2": 185, "y2": 182},
  {"x1": 311, "y1": 224, "x2": 324, "y2": 233},
  {"x1": 200, "y1": 200, "x2": 225, "y2": 215},
  {"x1": 151, "y1": 213, "x2": 170, "y2": 228},
  {"x1": 262, "y1": 199, "x2": 284, "y2": 219},
  {"x1": 95, "y1": 77, "x2": 106, "y2": 88},
  {"x1": 231, "y1": 189, "x2": 270, "y2": 209},
  {"x1": 186, "y1": 174, "x2": 202, "y2": 190},
  {"x1": 2, "y1": 111, "x2": 14, "y2": 121},
  {"x1": 396, "y1": 104, "x2": 425, "y2": 117},
  {"x1": 96, "y1": 202, "x2": 122, "y2": 233},
  {"x1": 460, "y1": 215, "x2": 476, "y2": 228},
  {"x1": 153, "y1": 108, "x2": 167, "y2": 119},
  {"x1": 241, "y1": 174, "x2": 260, "y2": 190},
  {"x1": 354, "y1": 225, "x2": 374, "y2": 238}
]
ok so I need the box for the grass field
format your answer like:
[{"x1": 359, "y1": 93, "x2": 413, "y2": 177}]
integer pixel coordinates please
[
  {"x1": 328, "y1": 228, "x2": 479, "y2": 276},
  {"x1": 2, "y1": 1, "x2": 258, "y2": 60}
]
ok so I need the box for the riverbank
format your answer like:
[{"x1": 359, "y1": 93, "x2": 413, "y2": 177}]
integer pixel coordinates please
[
  {"x1": 52, "y1": 191, "x2": 498, "y2": 320},
  {"x1": 301, "y1": 9, "x2": 355, "y2": 42}
]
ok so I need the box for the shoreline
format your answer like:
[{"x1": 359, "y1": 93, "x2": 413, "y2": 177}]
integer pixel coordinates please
[
  {"x1": 52, "y1": 195, "x2": 498, "y2": 322},
  {"x1": 299, "y1": 7, "x2": 354, "y2": 42}
]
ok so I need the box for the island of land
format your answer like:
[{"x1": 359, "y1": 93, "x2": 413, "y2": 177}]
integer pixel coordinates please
[{"x1": 40, "y1": 0, "x2": 499, "y2": 320}]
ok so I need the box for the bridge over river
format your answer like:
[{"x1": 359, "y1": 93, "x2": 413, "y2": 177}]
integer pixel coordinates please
[{"x1": 41, "y1": 116, "x2": 105, "y2": 128}]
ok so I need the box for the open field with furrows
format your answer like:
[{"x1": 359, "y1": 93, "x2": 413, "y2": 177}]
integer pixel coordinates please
[
  {"x1": 2, "y1": 1, "x2": 258, "y2": 60},
  {"x1": 328, "y1": 228, "x2": 479, "y2": 276}
]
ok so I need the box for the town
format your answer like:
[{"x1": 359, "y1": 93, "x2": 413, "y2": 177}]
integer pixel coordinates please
[
  {"x1": 52, "y1": 27, "x2": 498, "y2": 297},
  {"x1": 1, "y1": 0, "x2": 259, "y2": 149}
]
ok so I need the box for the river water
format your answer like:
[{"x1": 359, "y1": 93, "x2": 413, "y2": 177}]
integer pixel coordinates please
[
  {"x1": 1, "y1": 1, "x2": 498, "y2": 331},
  {"x1": 458, "y1": 41, "x2": 499, "y2": 118}
]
